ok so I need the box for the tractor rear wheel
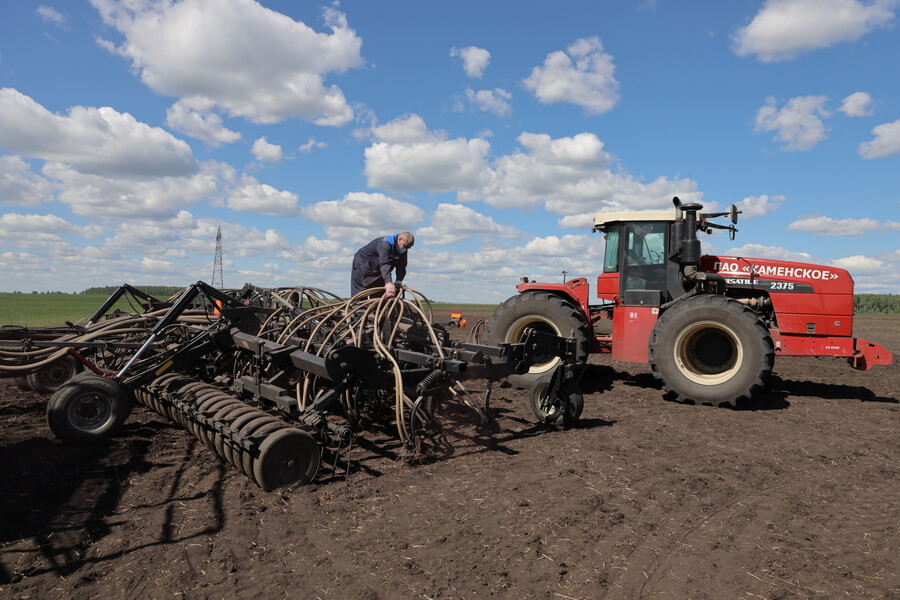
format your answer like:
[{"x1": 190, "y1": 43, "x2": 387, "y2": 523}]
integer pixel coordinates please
[
  {"x1": 648, "y1": 295, "x2": 774, "y2": 408},
  {"x1": 486, "y1": 291, "x2": 591, "y2": 389}
]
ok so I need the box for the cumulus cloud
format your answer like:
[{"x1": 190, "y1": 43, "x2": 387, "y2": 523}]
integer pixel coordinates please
[
  {"x1": 90, "y1": 0, "x2": 364, "y2": 126},
  {"x1": 450, "y1": 46, "x2": 491, "y2": 78},
  {"x1": 0, "y1": 213, "x2": 101, "y2": 245},
  {"x1": 839, "y1": 91, "x2": 874, "y2": 117},
  {"x1": 830, "y1": 254, "x2": 885, "y2": 273},
  {"x1": 755, "y1": 96, "x2": 830, "y2": 151},
  {"x1": 458, "y1": 131, "x2": 696, "y2": 215},
  {"x1": 465, "y1": 88, "x2": 512, "y2": 118},
  {"x1": 737, "y1": 194, "x2": 786, "y2": 219},
  {"x1": 416, "y1": 203, "x2": 520, "y2": 245},
  {"x1": 223, "y1": 175, "x2": 298, "y2": 216},
  {"x1": 522, "y1": 36, "x2": 619, "y2": 114},
  {"x1": 364, "y1": 115, "x2": 491, "y2": 193},
  {"x1": 42, "y1": 160, "x2": 223, "y2": 218},
  {"x1": 301, "y1": 192, "x2": 426, "y2": 244},
  {"x1": 858, "y1": 119, "x2": 900, "y2": 158},
  {"x1": 787, "y1": 215, "x2": 900, "y2": 235},
  {"x1": 251, "y1": 137, "x2": 283, "y2": 163},
  {"x1": 723, "y1": 243, "x2": 815, "y2": 263},
  {"x1": 0, "y1": 155, "x2": 55, "y2": 206},
  {"x1": 0, "y1": 88, "x2": 198, "y2": 177},
  {"x1": 732, "y1": 0, "x2": 896, "y2": 62},
  {"x1": 166, "y1": 98, "x2": 241, "y2": 146}
]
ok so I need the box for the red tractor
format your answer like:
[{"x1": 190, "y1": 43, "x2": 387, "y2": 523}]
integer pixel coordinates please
[{"x1": 486, "y1": 197, "x2": 893, "y2": 409}]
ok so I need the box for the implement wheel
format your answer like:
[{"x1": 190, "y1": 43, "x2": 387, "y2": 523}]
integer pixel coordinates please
[
  {"x1": 529, "y1": 374, "x2": 584, "y2": 425},
  {"x1": 27, "y1": 355, "x2": 83, "y2": 394},
  {"x1": 253, "y1": 428, "x2": 320, "y2": 491},
  {"x1": 486, "y1": 291, "x2": 590, "y2": 389},
  {"x1": 648, "y1": 295, "x2": 774, "y2": 408},
  {"x1": 46, "y1": 374, "x2": 132, "y2": 442}
]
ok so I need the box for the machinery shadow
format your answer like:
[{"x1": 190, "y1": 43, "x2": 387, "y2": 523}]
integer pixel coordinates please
[
  {"x1": 0, "y1": 412, "x2": 227, "y2": 584},
  {"x1": 771, "y1": 375, "x2": 897, "y2": 404}
]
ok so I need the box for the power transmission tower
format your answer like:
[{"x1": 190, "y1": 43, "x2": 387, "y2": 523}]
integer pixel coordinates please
[{"x1": 211, "y1": 226, "x2": 224, "y2": 288}]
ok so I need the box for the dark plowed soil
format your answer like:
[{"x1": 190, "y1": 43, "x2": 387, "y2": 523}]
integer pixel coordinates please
[{"x1": 1, "y1": 313, "x2": 897, "y2": 600}]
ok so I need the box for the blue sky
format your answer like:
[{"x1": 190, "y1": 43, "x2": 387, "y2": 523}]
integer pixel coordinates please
[{"x1": 0, "y1": 0, "x2": 898, "y2": 302}]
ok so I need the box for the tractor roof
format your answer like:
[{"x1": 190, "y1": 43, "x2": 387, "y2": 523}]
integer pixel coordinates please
[{"x1": 592, "y1": 209, "x2": 677, "y2": 228}]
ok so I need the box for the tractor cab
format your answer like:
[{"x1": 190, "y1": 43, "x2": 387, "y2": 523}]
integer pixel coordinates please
[{"x1": 593, "y1": 209, "x2": 675, "y2": 307}]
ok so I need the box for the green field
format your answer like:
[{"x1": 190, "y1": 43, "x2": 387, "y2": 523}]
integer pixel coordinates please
[
  {"x1": 0, "y1": 293, "x2": 499, "y2": 328},
  {"x1": 0, "y1": 293, "x2": 140, "y2": 327}
]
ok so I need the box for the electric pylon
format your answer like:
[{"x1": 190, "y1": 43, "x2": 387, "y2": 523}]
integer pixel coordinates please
[{"x1": 211, "y1": 226, "x2": 224, "y2": 288}]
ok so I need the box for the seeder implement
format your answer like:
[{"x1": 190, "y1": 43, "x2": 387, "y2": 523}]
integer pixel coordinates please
[{"x1": 4, "y1": 281, "x2": 583, "y2": 490}]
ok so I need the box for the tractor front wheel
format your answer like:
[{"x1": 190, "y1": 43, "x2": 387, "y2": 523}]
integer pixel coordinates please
[
  {"x1": 486, "y1": 291, "x2": 591, "y2": 389},
  {"x1": 648, "y1": 295, "x2": 774, "y2": 408}
]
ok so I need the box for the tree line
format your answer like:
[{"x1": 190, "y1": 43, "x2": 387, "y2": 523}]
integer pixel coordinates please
[
  {"x1": 79, "y1": 286, "x2": 186, "y2": 298},
  {"x1": 854, "y1": 294, "x2": 900, "y2": 314}
]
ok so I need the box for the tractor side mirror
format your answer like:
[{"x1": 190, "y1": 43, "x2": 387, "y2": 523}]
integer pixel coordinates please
[{"x1": 730, "y1": 204, "x2": 740, "y2": 225}]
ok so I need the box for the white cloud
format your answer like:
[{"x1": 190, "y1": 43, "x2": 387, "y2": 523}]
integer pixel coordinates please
[
  {"x1": 858, "y1": 119, "x2": 900, "y2": 158},
  {"x1": 732, "y1": 0, "x2": 896, "y2": 62},
  {"x1": 458, "y1": 131, "x2": 696, "y2": 215},
  {"x1": 830, "y1": 255, "x2": 885, "y2": 273},
  {"x1": 223, "y1": 175, "x2": 298, "y2": 216},
  {"x1": 737, "y1": 194, "x2": 786, "y2": 219},
  {"x1": 364, "y1": 115, "x2": 491, "y2": 193},
  {"x1": 0, "y1": 88, "x2": 198, "y2": 177},
  {"x1": 724, "y1": 243, "x2": 815, "y2": 263},
  {"x1": 839, "y1": 91, "x2": 874, "y2": 117},
  {"x1": 165, "y1": 97, "x2": 241, "y2": 146},
  {"x1": 787, "y1": 215, "x2": 900, "y2": 235},
  {"x1": 37, "y1": 6, "x2": 66, "y2": 25},
  {"x1": 251, "y1": 137, "x2": 283, "y2": 163},
  {"x1": 450, "y1": 46, "x2": 490, "y2": 78},
  {"x1": 90, "y1": 0, "x2": 364, "y2": 126},
  {"x1": 371, "y1": 114, "x2": 431, "y2": 144},
  {"x1": 465, "y1": 88, "x2": 512, "y2": 118},
  {"x1": 301, "y1": 192, "x2": 426, "y2": 244},
  {"x1": 755, "y1": 96, "x2": 830, "y2": 151},
  {"x1": 299, "y1": 138, "x2": 328, "y2": 153},
  {"x1": 0, "y1": 213, "x2": 102, "y2": 250},
  {"x1": 416, "y1": 203, "x2": 519, "y2": 245},
  {"x1": 522, "y1": 36, "x2": 619, "y2": 114},
  {"x1": 42, "y1": 160, "x2": 223, "y2": 218},
  {"x1": 0, "y1": 155, "x2": 55, "y2": 206}
]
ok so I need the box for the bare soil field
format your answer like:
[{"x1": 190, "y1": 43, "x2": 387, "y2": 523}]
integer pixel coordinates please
[{"x1": 1, "y1": 312, "x2": 897, "y2": 600}]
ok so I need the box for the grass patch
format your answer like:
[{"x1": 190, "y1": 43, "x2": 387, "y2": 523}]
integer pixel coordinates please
[{"x1": 0, "y1": 293, "x2": 139, "y2": 327}]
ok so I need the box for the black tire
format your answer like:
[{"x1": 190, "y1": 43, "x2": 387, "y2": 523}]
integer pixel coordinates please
[
  {"x1": 26, "y1": 355, "x2": 84, "y2": 394},
  {"x1": 46, "y1": 375, "x2": 132, "y2": 443},
  {"x1": 648, "y1": 295, "x2": 774, "y2": 408},
  {"x1": 529, "y1": 375, "x2": 584, "y2": 425},
  {"x1": 13, "y1": 376, "x2": 32, "y2": 391},
  {"x1": 486, "y1": 291, "x2": 590, "y2": 389}
]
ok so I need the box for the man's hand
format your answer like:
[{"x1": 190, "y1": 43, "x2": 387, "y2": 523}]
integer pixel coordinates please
[{"x1": 384, "y1": 282, "x2": 397, "y2": 298}]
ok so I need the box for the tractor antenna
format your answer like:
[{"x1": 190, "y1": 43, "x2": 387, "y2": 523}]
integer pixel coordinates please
[{"x1": 211, "y1": 226, "x2": 224, "y2": 288}]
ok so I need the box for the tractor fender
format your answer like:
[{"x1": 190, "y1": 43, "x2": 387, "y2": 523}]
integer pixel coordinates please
[{"x1": 516, "y1": 278, "x2": 591, "y2": 321}]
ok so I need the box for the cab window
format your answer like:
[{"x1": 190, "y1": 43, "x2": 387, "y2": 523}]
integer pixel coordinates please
[
  {"x1": 602, "y1": 228, "x2": 620, "y2": 273},
  {"x1": 625, "y1": 222, "x2": 666, "y2": 265}
]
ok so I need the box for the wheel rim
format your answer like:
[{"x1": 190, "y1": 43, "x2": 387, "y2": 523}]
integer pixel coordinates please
[
  {"x1": 673, "y1": 320, "x2": 743, "y2": 385},
  {"x1": 67, "y1": 390, "x2": 114, "y2": 433},
  {"x1": 505, "y1": 316, "x2": 561, "y2": 375}
]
